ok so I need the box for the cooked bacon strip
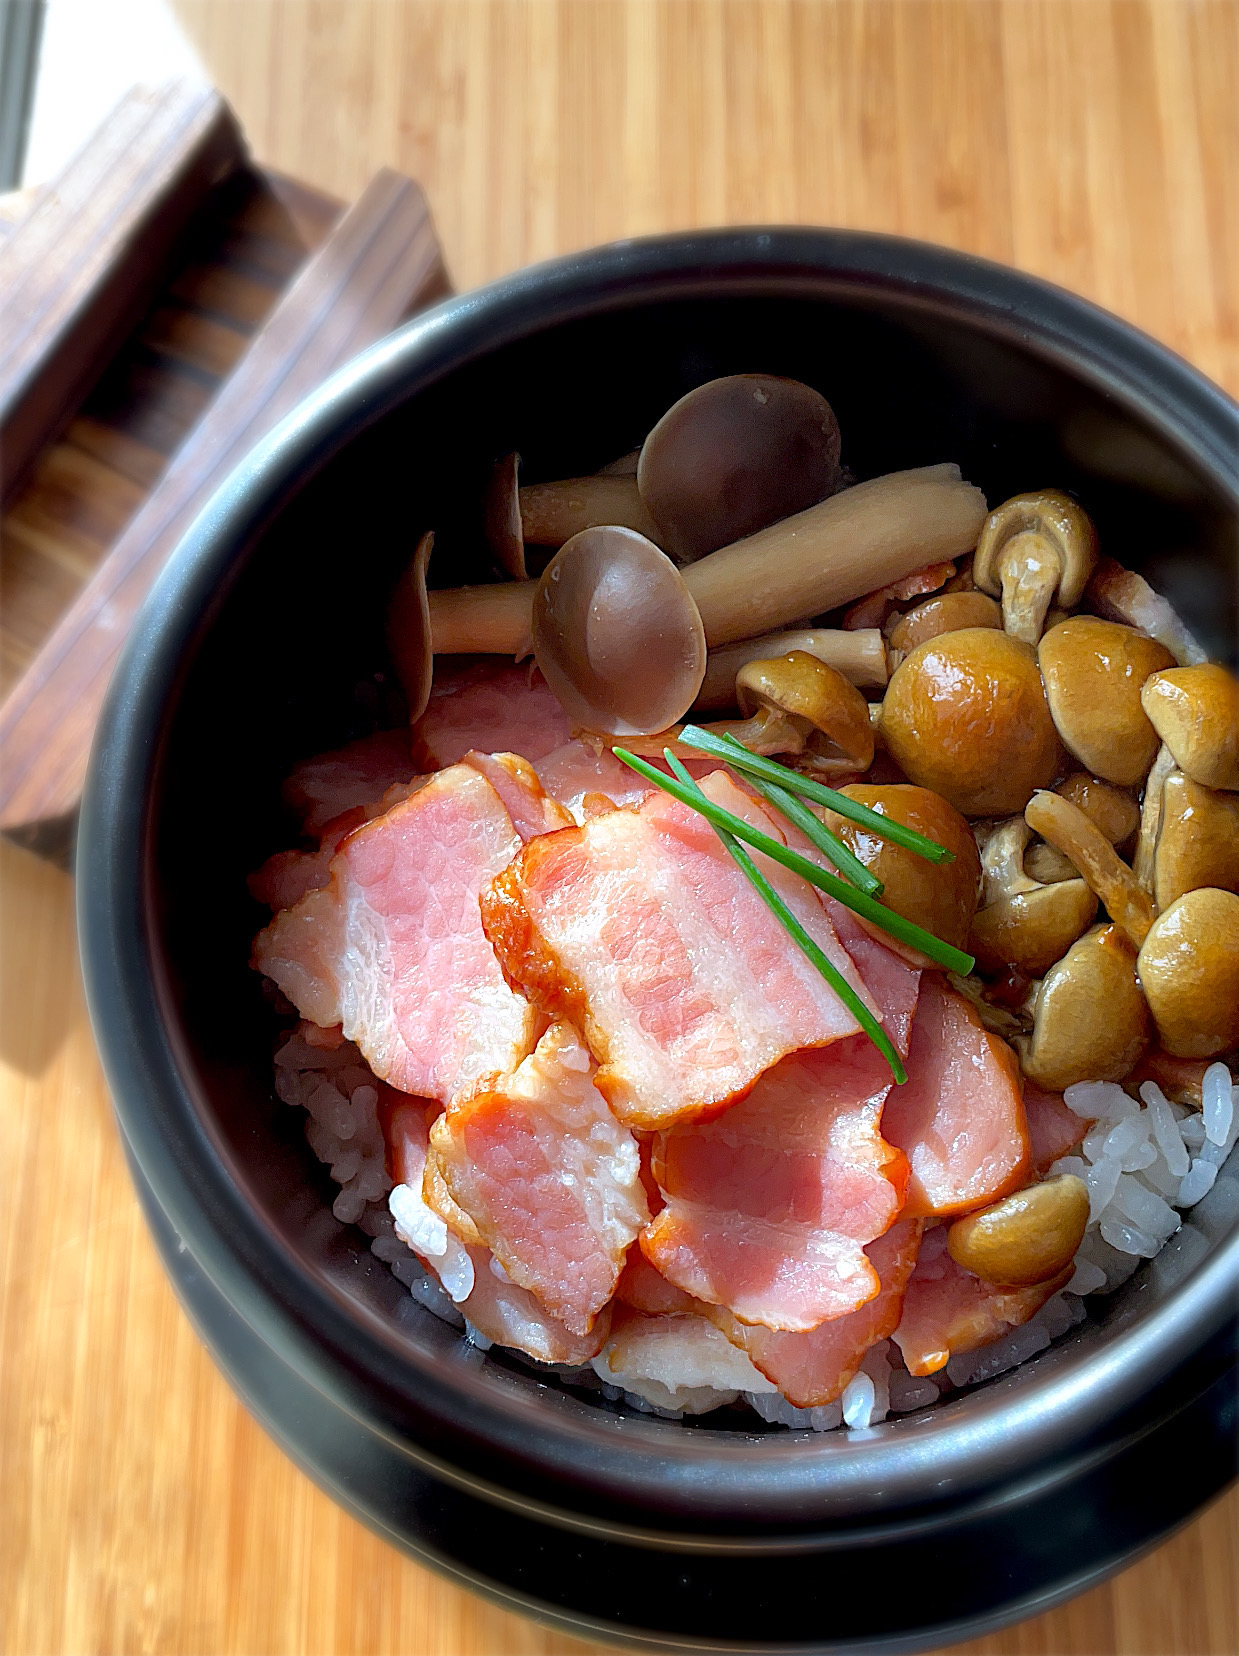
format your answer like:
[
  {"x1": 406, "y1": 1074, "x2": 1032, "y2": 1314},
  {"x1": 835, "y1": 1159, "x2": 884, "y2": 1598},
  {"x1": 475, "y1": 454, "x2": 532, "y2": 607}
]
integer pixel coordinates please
[
  {"x1": 535, "y1": 740, "x2": 723, "y2": 825},
  {"x1": 892, "y1": 1225, "x2": 1070, "y2": 1377},
  {"x1": 482, "y1": 772, "x2": 868, "y2": 1130},
  {"x1": 413, "y1": 660, "x2": 573, "y2": 770},
  {"x1": 283, "y1": 729, "x2": 416, "y2": 835},
  {"x1": 427, "y1": 1024, "x2": 648, "y2": 1335},
  {"x1": 592, "y1": 1305, "x2": 775, "y2": 1413},
  {"x1": 385, "y1": 1096, "x2": 604, "y2": 1364},
  {"x1": 881, "y1": 974, "x2": 1030, "y2": 1217},
  {"x1": 842, "y1": 561, "x2": 956, "y2": 632},
  {"x1": 1024, "y1": 1082, "x2": 1088, "y2": 1176},
  {"x1": 715, "y1": 1217, "x2": 925, "y2": 1407},
  {"x1": 639, "y1": 921, "x2": 918, "y2": 1331},
  {"x1": 254, "y1": 764, "x2": 537, "y2": 1103},
  {"x1": 462, "y1": 750, "x2": 574, "y2": 839}
]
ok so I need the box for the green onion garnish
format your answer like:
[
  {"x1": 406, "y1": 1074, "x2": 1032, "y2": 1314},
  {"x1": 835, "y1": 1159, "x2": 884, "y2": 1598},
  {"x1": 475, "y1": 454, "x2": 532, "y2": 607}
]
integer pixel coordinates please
[
  {"x1": 661, "y1": 751, "x2": 906, "y2": 1084},
  {"x1": 679, "y1": 726, "x2": 955, "y2": 866},
  {"x1": 613, "y1": 747, "x2": 975, "y2": 975},
  {"x1": 741, "y1": 771, "x2": 884, "y2": 898}
]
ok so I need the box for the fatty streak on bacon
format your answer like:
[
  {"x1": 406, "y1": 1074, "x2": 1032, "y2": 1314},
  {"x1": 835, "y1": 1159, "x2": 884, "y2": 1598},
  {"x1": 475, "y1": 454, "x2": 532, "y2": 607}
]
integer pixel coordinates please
[
  {"x1": 413, "y1": 661, "x2": 573, "y2": 770},
  {"x1": 714, "y1": 1217, "x2": 925, "y2": 1407},
  {"x1": 387, "y1": 1101, "x2": 605, "y2": 1364},
  {"x1": 592, "y1": 1305, "x2": 776, "y2": 1415},
  {"x1": 482, "y1": 772, "x2": 868, "y2": 1130},
  {"x1": 638, "y1": 913, "x2": 918, "y2": 1331},
  {"x1": 881, "y1": 974, "x2": 1031, "y2": 1217},
  {"x1": 283, "y1": 729, "x2": 416, "y2": 835},
  {"x1": 892, "y1": 1224, "x2": 1070, "y2": 1377},
  {"x1": 253, "y1": 764, "x2": 536, "y2": 1103},
  {"x1": 535, "y1": 741, "x2": 722, "y2": 824},
  {"x1": 427, "y1": 1024, "x2": 648, "y2": 1336}
]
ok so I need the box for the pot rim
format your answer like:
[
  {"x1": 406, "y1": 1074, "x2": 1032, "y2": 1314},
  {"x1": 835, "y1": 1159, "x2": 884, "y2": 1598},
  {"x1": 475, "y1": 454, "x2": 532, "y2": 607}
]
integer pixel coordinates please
[{"x1": 78, "y1": 225, "x2": 1239, "y2": 1535}]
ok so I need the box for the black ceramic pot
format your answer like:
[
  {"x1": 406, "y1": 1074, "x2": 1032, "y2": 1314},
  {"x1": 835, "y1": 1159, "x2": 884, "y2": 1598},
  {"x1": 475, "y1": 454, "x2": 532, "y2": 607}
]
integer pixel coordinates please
[{"x1": 78, "y1": 229, "x2": 1239, "y2": 1654}]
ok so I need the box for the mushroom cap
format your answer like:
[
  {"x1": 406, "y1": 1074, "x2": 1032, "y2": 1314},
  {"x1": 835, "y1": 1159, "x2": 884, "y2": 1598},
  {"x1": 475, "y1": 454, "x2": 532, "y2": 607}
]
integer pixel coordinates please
[
  {"x1": 947, "y1": 1175, "x2": 1091, "y2": 1286},
  {"x1": 1017, "y1": 924, "x2": 1150, "y2": 1091},
  {"x1": 820, "y1": 784, "x2": 982, "y2": 952},
  {"x1": 1153, "y1": 772, "x2": 1239, "y2": 909},
  {"x1": 484, "y1": 451, "x2": 526, "y2": 578},
  {"x1": 1140, "y1": 662, "x2": 1239, "y2": 791},
  {"x1": 1137, "y1": 887, "x2": 1239, "y2": 1058},
  {"x1": 879, "y1": 629, "x2": 1064, "y2": 816},
  {"x1": 1037, "y1": 617, "x2": 1176, "y2": 786},
  {"x1": 886, "y1": 590, "x2": 1001, "y2": 654},
  {"x1": 736, "y1": 651, "x2": 874, "y2": 771},
  {"x1": 531, "y1": 525, "x2": 707, "y2": 736},
  {"x1": 973, "y1": 490, "x2": 1099, "y2": 606},
  {"x1": 1054, "y1": 772, "x2": 1140, "y2": 848},
  {"x1": 969, "y1": 882, "x2": 1098, "y2": 977},
  {"x1": 637, "y1": 375, "x2": 842, "y2": 563},
  {"x1": 385, "y1": 529, "x2": 435, "y2": 721}
]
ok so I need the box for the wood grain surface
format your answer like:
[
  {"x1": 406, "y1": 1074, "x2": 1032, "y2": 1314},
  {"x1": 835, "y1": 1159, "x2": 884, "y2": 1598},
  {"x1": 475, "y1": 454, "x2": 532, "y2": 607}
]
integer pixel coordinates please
[{"x1": 3, "y1": 2, "x2": 1237, "y2": 1653}]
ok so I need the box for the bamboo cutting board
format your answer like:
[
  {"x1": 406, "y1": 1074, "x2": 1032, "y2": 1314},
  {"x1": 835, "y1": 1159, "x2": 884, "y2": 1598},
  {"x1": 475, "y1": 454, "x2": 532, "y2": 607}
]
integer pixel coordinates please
[{"x1": 2, "y1": 3, "x2": 1237, "y2": 1653}]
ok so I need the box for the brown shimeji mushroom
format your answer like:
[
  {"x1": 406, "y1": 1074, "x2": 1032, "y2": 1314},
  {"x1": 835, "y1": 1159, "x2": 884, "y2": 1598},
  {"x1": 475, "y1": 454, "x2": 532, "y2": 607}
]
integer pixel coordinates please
[
  {"x1": 1140, "y1": 663, "x2": 1239, "y2": 791},
  {"x1": 531, "y1": 526, "x2": 707, "y2": 736},
  {"x1": 947, "y1": 1176, "x2": 1091, "y2": 1287},
  {"x1": 880, "y1": 628, "x2": 1063, "y2": 816},
  {"x1": 820, "y1": 784, "x2": 982, "y2": 956},
  {"x1": 636, "y1": 375, "x2": 842, "y2": 562},
  {"x1": 1016, "y1": 923, "x2": 1151, "y2": 1091},
  {"x1": 968, "y1": 817, "x2": 1097, "y2": 976},
  {"x1": 733, "y1": 652, "x2": 875, "y2": 776},
  {"x1": 1150, "y1": 773, "x2": 1239, "y2": 909},
  {"x1": 972, "y1": 490, "x2": 1099, "y2": 644},
  {"x1": 519, "y1": 471, "x2": 662, "y2": 548},
  {"x1": 1037, "y1": 616, "x2": 1176, "y2": 787},
  {"x1": 1137, "y1": 888, "x2": 1239, "y2": 1059},
  {"x1": 385, "y1": 529, "x2": 435, "y2": 720},
  {"x1": 484, "y1": 453, "x2": 527, "y2": 579},
  {"x1": 694, "y1": 627, "x2": 888, "y2": 711}
]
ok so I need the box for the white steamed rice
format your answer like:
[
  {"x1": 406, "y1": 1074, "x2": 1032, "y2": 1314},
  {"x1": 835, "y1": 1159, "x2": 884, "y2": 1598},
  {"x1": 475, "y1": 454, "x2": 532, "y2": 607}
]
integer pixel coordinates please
[{"x1": 273, "y1": 1026, "x2": 1238, "y2": 1433}]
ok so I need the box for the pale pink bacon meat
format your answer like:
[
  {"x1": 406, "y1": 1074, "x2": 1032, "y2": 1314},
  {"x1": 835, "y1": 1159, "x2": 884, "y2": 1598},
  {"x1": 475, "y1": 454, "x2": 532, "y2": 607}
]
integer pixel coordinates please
[
  {"x1": 427, "y1": 1024, "x2": 648, "y2": 1335},
  {"x1": 591, "y1": 1305, "x2": 776, "y2": 1413},
  {"x1": 481, "y1": 772, "x2": 868, "y2": 1131},
  {"x1": 385, "y1": 1100, "x2": 605, "y2": 1364},
  {"x1": 535, "y1": 740, "x2": 723, "y2": 824},
  {"x1": 717, "y1": 1216, "x2": 925, "y2": 1406},
  {"x1": 639, "y1": 922, "x2": 918, "y2": 1331},
  {"x1": 253, "y1": 764, "x2": 537, "y2": 1103},
  {"x1": 1024, "y1": 1082, "x2": 1089, "y2": 1176},
  {"x1": 413, "y1": 660, "x2": 573, "y2": 770},
  {"x1": 283, "y1": 729, "x2": 416, "y2": 835},
  {"x1": 462, "y1": 750, "x2": 575, "y2": 840},
  {"x1": 881, "y1": 974, "x2": 1030, "y2": 1217},
  {"x1": 892, "y1": 1224, "x2": 1070, "y2": 1377}
]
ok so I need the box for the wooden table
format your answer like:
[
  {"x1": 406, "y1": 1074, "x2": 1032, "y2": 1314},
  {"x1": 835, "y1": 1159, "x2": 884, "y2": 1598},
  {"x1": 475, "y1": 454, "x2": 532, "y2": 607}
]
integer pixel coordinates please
[{"x1": 3, "y1": 3, "x2": 1237, "y2": 1651}]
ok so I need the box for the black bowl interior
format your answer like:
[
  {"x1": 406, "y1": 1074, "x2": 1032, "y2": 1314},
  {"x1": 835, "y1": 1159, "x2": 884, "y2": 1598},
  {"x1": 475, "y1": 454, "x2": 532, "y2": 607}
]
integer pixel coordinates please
[{"x1": 131, "y1": 271, "x2": 1239, "y2": 1535}]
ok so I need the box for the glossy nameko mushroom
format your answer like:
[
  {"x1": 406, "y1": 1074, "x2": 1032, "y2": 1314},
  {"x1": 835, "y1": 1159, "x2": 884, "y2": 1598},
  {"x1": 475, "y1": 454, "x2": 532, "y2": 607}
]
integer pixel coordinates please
[
  {"x1": 1024, "y1": 790, "x2": 1157, "y2": 951},
  {"x1": 531, "y1": 526, "x2": 707, "y2": 736},
  {"x1": 886, "y1": 590, "x2": 1001, "y2": 655},
  {"x1": 973, "y1": 491, "x2": 1099, "y2": 644},
  {"x1": 968, "y1": 818, "x2": 1097, "y2": 976},
  {"x1": 1038, "y1": 617, "x2": 1176, "y2": 787},
  {"x1": 1024, "y1": 773, "x2": 1141, "y2": 885},
  {"x1": 1151, "y1": 773, "x2": 1239, "y2": 909},
  {"x1": 947, "y1": 1176, "x2": 1091, "y2": 1287},
  {"x1": 820, "y1": 784, "x2": 982, "y2": 953},
  {"x1": 636, "y1": 375, "x2": 842, "y2": 562},
  {"x1": 1136, "y1": 888, "x2": 1239, "y2": 1059},
  {"x1": 879, "y1": 628, "x2": 1063, "y2": 816},
  {"x1": 1016, "y1": 924, "x2": 1151, "y2": 1090},
  {"x1": 734, "y1": 653, "x2": 874, "y2": 776},
  {"x1": 1140, "y1": 663, "x2": 1239, "y2": 791},
  {"x1": 694, "y1": 627, "x2": 888, "y2": 711}
]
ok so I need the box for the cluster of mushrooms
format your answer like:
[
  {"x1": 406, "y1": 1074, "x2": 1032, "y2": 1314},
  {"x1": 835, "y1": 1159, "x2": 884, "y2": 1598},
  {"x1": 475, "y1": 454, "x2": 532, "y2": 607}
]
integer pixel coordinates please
[{"x1": 390, "y1": 374, "x2": 1239, "y2": 1103}]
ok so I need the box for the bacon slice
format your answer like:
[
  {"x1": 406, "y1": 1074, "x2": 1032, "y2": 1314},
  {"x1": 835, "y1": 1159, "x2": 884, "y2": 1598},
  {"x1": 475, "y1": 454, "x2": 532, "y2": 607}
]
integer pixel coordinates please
[
  {"x1": 535, "y1": 741, "x2": 723, "y2": 824},
  {"x1": 638, "y1": 922, "x2": 918, "y2": 1331},
  {"x1": 1024, "y1": 1082, "x2": 1088, "y2": 1176},
  {"x1": 892, "y1": 1224, "x2": 1070, "y2": 1377},
  {"x1": 715, "y1": 1217, "x2": 925, "y2": 1406},
  {"x1": 427, "y1": 1024, "x2": 648, "y2": 1335},
  {"x1": 842, "y1": 561, "x2": 956, "y2": 632},
  {"x1": 413, "y1": 661, "x2": 573, "y2": 770},
  {"x1": 881, "y1": 974, "x2": 1030, "y2": 1217},
  {"x1": 283, "y1": 729, "x2": 416, "y2": 835},
  {"x1": 253, "y1": 764, "x2": 536, "y2": 1103},
  {"x1": 592, "y1": 1306, "x2": 776, "y2": 1413},
  {"x1": 461, "y1": 750, "x2": 574, "y2": 840},
  {"x1": 482, "y1": 772, "x2": 868, "y2": 1130},
  {"x1": 385, "y1": 1096, "x2": 605, "y2": 1364}
]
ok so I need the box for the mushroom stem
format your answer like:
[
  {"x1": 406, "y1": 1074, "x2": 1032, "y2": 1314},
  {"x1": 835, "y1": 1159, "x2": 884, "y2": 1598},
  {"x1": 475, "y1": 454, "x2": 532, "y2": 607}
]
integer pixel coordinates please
[
  {"x1": 993, "y1": 531, "x2": 1063, "y2": 644},
  {"x1": 1024, "y1": 790, "x2": 1157, "y2": 950},
  {"x1": 694, "y1": 628, "x2": 888, "y2": 710},
  {"x1": 519, "y1": 475, "x2": 661, "y2": 546},
  {"x1": 429, "y1": 580, "x2": 535, "y2": 655},
  {"x1": 682, "y1": 465, "x2": 987, "y2": 648},
  {"x1": 1133, "y1": 743, "x2": 1177, "y2": 893}
]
